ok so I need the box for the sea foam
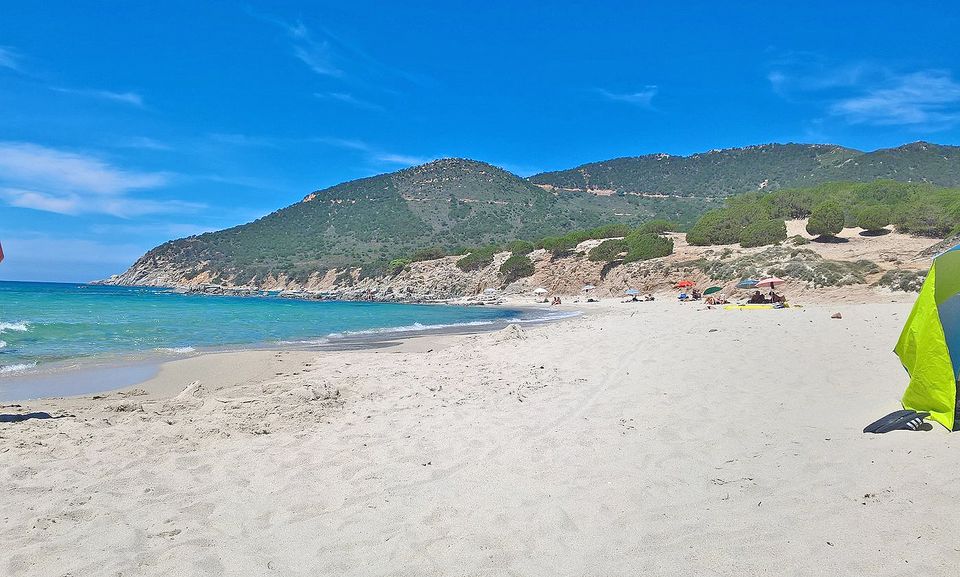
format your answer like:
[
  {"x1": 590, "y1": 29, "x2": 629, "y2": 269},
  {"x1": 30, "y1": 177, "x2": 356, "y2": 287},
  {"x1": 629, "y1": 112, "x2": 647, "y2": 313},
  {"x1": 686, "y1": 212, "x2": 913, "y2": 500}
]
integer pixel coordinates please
[
  {"x1": 0, "y1": 362, "x2": 37, "y2": 374},
  {"x1": 157, "y1": 347, "x2": 196, "y2": 354},
  {"x1": 0, "y1": 321, "x2": 29, "y2": 334}
]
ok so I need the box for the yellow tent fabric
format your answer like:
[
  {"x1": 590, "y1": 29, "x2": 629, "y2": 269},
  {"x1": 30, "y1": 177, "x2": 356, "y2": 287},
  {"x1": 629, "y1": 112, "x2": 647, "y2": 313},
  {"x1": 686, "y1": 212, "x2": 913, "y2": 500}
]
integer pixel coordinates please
[{"x1": 896, "y1": 261, "x2": 960, "y2": 430}]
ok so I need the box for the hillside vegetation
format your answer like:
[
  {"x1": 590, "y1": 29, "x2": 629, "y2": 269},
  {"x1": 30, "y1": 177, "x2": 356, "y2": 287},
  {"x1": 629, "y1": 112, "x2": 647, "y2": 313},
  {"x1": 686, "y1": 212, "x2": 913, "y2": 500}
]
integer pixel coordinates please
[
  {"x1": 686, "y1": 180, "x2": 960, "y2": 246},
  {"x1": 530, "y1": 142, "x2": 960, "y2": 197},
  {"x1": 136, "y1": 159, "x2": 704, "y2": 285},
  {"x1": 109, "y1": 141, "x2": 960, "y2": 289}
]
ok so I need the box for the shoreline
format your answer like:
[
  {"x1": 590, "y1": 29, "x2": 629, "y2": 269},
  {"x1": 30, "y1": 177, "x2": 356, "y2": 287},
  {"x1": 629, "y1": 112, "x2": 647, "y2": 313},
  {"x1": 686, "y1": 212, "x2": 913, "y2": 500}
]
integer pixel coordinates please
[{"x1": 0, "y1": 302, "x2": 580, "y2": 402}]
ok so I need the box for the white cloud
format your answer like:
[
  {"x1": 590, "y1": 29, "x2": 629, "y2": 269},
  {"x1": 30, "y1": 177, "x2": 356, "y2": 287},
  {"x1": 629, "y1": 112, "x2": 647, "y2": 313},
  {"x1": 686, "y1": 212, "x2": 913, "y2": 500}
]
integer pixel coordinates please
[
  {"x1": 51, "y1": 86, "x2": 144, "y2": 107},
  {"x1": 0, "y1": 46, "x2": 21, "y2": 71},
  {"x1": 597, "y1": 86, "x2": 658, "y2": 108},
  {"x1": 315, "y1": 137, "x2": 429, "y2": 167},
  {"x1": 0, "y1": 142, "x2": 165, "y2": 194},
  {"x1": 829, "y1": 70, "x2": 960, "y2": 128},
  {"x1": 0, "y1": 142, "x2": 197, "y2": 217},
  {"x1": 374, "y1": 153, "x2": 431, "y2": 165},
  {"x1": 767, "y1": 57, "x2": 960, "y2": 131},
  {"x1": 314, "y1": 91, "x2": 384, "y2": 111},
  {"x1": 286, "y1": 19, "x2": 342, "y2": 77}
]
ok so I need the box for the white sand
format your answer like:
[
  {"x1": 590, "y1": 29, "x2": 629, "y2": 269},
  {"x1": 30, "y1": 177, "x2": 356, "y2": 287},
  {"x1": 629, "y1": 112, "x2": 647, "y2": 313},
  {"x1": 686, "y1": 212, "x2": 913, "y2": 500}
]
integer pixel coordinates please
[{"x1": 3, "y1": 300, "x2": 960, "y2": 576}]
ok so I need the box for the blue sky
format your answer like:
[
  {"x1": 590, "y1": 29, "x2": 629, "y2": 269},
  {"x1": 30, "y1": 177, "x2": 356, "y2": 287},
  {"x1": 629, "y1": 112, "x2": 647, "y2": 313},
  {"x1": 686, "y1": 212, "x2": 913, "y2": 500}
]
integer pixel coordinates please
[{"x1": 2, "y1": 1, "x2": 960, "y2": 282}]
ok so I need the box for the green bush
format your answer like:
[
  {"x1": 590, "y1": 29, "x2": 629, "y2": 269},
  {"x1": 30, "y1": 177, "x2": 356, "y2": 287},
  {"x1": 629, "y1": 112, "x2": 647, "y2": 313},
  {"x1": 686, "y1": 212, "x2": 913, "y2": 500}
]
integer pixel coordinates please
[
  {"x1": 505, "y1": 240, "x2": 535, "y2": 255},
  {"x1": 456, "y1": 246, "x2": 499, "y2": 271},
  {"x1": 589, "y1": 223, "x2": 632, "y2": 238},
  {"x1": 894, "y1": 203, "x2": 953, "y2": 237},
  {"x1": 806, "y1": 201, "x2": 845, "y2": 237},
  {"x1": 686, "y1": 210, "x2": 743, "y2": 245},
  {"x1": 739, "y1": 219, "x2": 787, "y2": 248},
  {"x1": 410, "y1": 247, "x2": 447, "y2": 262},
  {"x1": 874, "y1": 269, "x2": 926, "y2": 292},
  {"x1": 588, "y1": 239, "x2": 629, "y2": 262},
  {"x1": 387, "y1": 258, "x2": 411, "y2": 275},
  {"x1": 499, "y1": 254, "x2": 535, "y2": 283},
  {"x1": 538, "y1": 235, "x2": 579, "y2": 256},
  {"x1": 857, "y1": 206, "x2": 891, "y2": 232},
  {"x1": 623, "y1": 232, "x2": 674, "y2": 262},
  {"x1": 635, "y1": 219, "x2": 680, "y2": 235}
]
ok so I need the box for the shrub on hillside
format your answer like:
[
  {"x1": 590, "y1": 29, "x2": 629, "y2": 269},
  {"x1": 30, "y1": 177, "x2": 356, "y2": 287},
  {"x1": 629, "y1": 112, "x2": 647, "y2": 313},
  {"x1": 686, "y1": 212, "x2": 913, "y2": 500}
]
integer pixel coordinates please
[
  {"x1": 387, "y1": 258, "x2": 411, "y2": 275},
  {"x1": 875, "y1": 269, "x2": 926, "y2": 292},
  {"x1": 635, "y1": 219, "x2": 680, "y2": 235},
  {"x1": 739, "y1": 219, "x2": 787, "y2": 248},
  {"x1": 456, "y1": 246, "x2": 499, "y2": 271},
  {"x1": 686, "y1": 210, "x2": 743, "y2": 245},
  {"x1": 499, "y1": 254, "x2": 535, "y2": 283},
  {"x1": 588, "y1": 239, "x2": 628, "y2": 262},
  {"x1": 538, "y1": 235, "x2": 580, "y2": 256},
  {"x1": 623, "y1": 232, "x2": 674, "y2": 262},
  {"x1": 806, "y1": 201, "x2": 845, "y2": 237},
  {"x1": 589, "y1": 223, "x2": 632, "y2": 239},
  {"x1": 857, "y1": 206, "x2": 891, "y2": 232},
  {"x1": 410, "y1": 247, "x2": 447, "y2": 262},
  {"x1": 894, "y1": 203, "x2": 953, "y2": 237},
  {"x1": 505, "y1": 240, "x2": 535, "y2": 255}
]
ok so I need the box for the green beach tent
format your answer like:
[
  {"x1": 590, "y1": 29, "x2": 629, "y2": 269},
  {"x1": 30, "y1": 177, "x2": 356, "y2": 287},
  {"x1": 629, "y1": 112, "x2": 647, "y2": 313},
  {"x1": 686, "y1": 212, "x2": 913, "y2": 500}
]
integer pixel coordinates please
[{"x1": 896, "y1": 245, "x2": 960, "y2": 430}]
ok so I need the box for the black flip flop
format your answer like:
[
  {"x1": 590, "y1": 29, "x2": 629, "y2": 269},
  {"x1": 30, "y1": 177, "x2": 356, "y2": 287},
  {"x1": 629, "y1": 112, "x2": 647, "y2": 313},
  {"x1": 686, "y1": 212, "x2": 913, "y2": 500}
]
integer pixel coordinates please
[{"x1": 864, "y1": 410, "x2": 930, "y2": 434}]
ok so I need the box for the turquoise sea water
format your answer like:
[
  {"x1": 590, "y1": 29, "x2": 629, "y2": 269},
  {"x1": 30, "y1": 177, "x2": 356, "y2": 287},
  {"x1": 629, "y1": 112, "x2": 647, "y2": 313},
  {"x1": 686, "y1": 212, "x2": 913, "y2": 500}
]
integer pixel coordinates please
[{"x1": 0, "y1": 281, "x2": 544, "y2": 377}]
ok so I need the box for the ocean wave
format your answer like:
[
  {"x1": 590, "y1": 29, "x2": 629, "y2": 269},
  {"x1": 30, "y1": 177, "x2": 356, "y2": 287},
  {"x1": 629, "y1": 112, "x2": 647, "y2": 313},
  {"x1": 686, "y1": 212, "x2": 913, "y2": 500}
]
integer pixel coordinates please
[
  {"x1": 328, "y1": 319, "x2": 500, "y2": 339},
  {"x1": 0, "y1": 362, "x2": 37, "y2": 374},
  {"x1": 0, "y1": 340, "x2": 6, "y2": 349},
  {"x1": 279, "y1": 338, "x2": 331, "y2": 346},
  {"x1": 0, "y1": 321, "x2": 29, "y2": 334},
  {"x1": 157, "y1": 347, "x2": 196, "y2": 354}
]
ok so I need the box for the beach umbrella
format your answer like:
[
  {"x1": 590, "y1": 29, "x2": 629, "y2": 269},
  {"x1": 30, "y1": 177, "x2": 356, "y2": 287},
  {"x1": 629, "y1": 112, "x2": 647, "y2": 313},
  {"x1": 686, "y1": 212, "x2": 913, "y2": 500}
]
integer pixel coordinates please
[
  {"x1": 896, "y1": 244, "x2": 960, "y2": 430},
  {"x1": 736, "y1": 278, "x2": 759, "y2": 289},
  {"x1": 676, "y1": 280, "x2": 695, "y2": 288},
  {"x1": 703, "y1": 286, "x2": 722, "y2": 295},
  {"x1": 582, "y1": 284, "x2": 596, "y2": 292},
  {"x1": 624, "y1": 288, "x2": 641, "y2": 295},
  {"x1": 756, "y1": 277, "x2": 785, "y2": 288},
  {"x1": 533, "y1": 288, "x2": 548, "y2": 294}
]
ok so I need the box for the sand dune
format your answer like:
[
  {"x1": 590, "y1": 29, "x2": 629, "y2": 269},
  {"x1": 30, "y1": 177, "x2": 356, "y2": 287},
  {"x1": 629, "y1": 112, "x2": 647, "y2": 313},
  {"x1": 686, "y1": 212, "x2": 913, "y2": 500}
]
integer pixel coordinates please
[{"x1": 3, "y1": 300, "x2": 959, "y2": 576}]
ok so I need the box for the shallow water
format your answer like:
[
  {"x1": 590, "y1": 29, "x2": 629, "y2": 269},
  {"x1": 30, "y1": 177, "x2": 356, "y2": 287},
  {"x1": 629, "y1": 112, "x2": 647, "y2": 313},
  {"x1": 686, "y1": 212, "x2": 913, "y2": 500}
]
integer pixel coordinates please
[{"x1": 0, "y1": 281, "x2": 548, "y2": 379}]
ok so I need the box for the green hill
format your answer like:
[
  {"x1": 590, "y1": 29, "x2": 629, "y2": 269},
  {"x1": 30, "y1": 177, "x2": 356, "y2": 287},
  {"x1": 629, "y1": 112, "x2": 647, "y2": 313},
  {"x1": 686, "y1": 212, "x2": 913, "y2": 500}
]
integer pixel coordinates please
[
  {"x1": 529, "y1": 142, "x2": 960, "y2": 197},
  {"x1": 131, "y1": 159, "x2": 703, "y2": 285},
  {"x1": 113, "y1": 142, "x2": 960, "y2": 287}
]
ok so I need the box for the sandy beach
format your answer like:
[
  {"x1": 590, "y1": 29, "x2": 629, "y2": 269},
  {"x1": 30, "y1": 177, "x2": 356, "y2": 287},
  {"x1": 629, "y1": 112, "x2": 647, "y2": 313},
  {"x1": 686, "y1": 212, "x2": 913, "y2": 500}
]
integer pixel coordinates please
[{"x1": 3, "y1": 299, "x2": 960, "y2": 576}]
